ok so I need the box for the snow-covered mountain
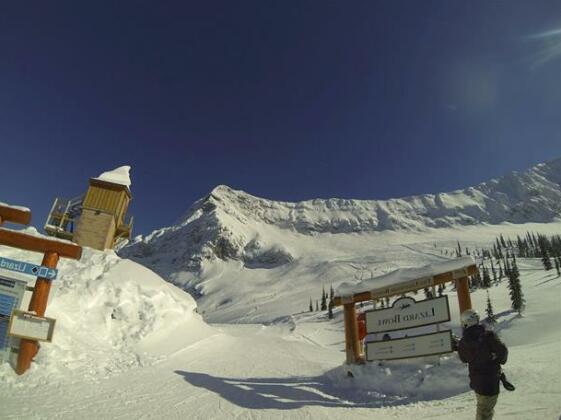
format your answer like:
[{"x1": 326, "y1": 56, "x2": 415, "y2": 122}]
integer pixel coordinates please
[{"x1": 119, "y1": 158, "x2": 561, "y2": 322}]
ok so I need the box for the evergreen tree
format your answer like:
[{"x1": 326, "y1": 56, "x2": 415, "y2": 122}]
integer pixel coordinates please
[
  {"x1": 490, "y1": 260, "x2": 497, "y2": 283},
  {"x1": 500, "y1": 234, "x2": 507, "y2": 248},
  {"x1": 481, "y1": 266, "x2": 491, "y2": 289},
  {"x1": 328, "y1": 301, "x2": 334, "y2": 319},
  {"x1": 320, "y1": 286, "x2": 327, "y2": 310},
  {"x1": 485, "y1": 290, "x2": 497, "y2": 327},
  {"x1": 507, "y1": 257, "x2": 525, "y2": 314},
  {"x1": 504, "y1": 258, "x2": 511, "y2": 277},
  {"x1": 541, "y1": 248, "x2": 553, "y2": 271},
  {"x1": 555, "y1": 258, "x2": 560, "y2": 277},
  {"x1": 329, "y1": 285, "x2": 335, "y2": 302},
  {"x1": 309, "y1": 298, "x2": 313, "y2": 312}
]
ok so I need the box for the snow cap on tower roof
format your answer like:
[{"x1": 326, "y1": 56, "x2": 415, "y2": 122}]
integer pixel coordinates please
[{"x1": 94, "y1": 166, "x2": 132, "y2": 188}]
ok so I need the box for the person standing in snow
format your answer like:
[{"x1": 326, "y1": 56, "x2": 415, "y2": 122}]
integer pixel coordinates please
[{"x1": 458, "y1": 309, "x2": 508, "y2": 420}]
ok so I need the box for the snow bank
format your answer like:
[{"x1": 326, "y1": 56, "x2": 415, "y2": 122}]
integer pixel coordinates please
[
  {"x1": 94, "y1": 165, "x2": 132, "y2": 188},
  {"x1": 0, "y1": 247, "x2": 212, "y2": 385},
  {"x1": 327, "y1": 355, "x2": 469, "y2": 403}
]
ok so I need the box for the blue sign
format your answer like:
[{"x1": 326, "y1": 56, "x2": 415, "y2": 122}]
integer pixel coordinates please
[{"x1": 0, "y1": 256, "x2": 57, "y2": 280}]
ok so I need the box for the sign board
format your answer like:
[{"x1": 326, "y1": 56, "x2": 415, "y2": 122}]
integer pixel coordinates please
[
  {"x1": 0, "y1": 256, "x2": 58, "y2": 280},
  {"x1": 0, "y1": 276, "x2": 26, "y2": 363},
  {"x1": 8, "y1": 310, "x2": 56, "y2": 342},
  {"x1": 365, "y1": 330, "x2": 453, "y2": 361},
  {"x1": 365, "y1": 296, "x2": 450, "y2": 334}
]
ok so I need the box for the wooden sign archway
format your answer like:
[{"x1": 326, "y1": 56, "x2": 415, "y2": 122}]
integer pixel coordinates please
[
  {"x1": 332, "y1": 259, "x2": 478, "y2": 364},
  {"x1": 0, "y1": 203, "x2": 82, "y2": 375}
]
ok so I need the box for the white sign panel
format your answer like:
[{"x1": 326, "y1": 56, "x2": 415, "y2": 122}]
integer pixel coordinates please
[
  {"x1": 365, "y1": 330, "x2": 453, "y2": 361},
  {"x1": 8, "y1": 310, "x2": 56, "y2": 342},
  {"x1": 365, "y1": 296, "x2": 450, "y2": 334}
]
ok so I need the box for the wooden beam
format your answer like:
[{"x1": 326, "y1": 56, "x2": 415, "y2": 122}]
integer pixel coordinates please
[
  {"x1": 0, "y1": 228, "x2": 82, "y2": 260},
  {"x1": 17, "y1": 251, "x2": 60, "y2": 375},
  {"x1": 456, "y1": 276, "x2": 472, "y2": 314},
  {"x1": 0, "y1": 205, "x2": 31, "y2": 226},
  {"x1": 333, "y1": 264, "x2": 478, "y2": 306},
  {"x1": 343, "y1": 303, "x2": 361, "y2": 364}
]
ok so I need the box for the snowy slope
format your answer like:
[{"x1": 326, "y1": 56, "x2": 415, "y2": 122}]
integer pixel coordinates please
[
  {"x1": 120, "y1": 158, "x2": 561, "y2": 322},
  {"x1": 1, "y1": 225, "x2": 560, "y2": 419}
]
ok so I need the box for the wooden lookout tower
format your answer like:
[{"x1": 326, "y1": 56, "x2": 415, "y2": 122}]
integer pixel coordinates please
[{"x1": 44, "y1": 166, "x2": 133, "y2": 250}]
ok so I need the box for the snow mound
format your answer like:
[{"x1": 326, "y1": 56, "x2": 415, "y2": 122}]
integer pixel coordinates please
[
  {"x1": 327, "y1": 355, "x2": 469, "y2": 404},
  {"x1": 94, "y1": 165, "x2": 132, "y2": 188},
  {"x1": 0, "y1": 247, "x2": 212, "y2": 386}
]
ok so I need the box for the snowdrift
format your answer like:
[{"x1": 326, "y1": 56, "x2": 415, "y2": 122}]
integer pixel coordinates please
[{"x1": 0, "y1": 244, "x2": 213, "y2": 385}]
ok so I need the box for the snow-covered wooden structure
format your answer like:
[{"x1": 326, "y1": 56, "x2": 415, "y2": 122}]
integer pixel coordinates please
[
  {"x1": 333, "y1": 257, "x2": 478, "y2": 364},
  {"x1": 45, "y1": 166, "x2": 133, "y2": 250},
  {"x1": 0, "y1": 202, "x2": 82, "y2": 375}
]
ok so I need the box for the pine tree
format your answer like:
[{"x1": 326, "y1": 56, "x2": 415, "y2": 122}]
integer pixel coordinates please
[
  {"x1": 485, "y1": 290, "x2": 497, "y2": 327},
  {"x1": 457, "y1": 241, "x2": 462, "y2": 257},
  {"x1": 481, "y1": 266, "x2": 491, "y2": 289},
  {"x1": 507, "y1": 257, "x2": 525, "y2": 314},
  {"x1": 555, "y1": 258, "x2": 560, "y2": 277},
  {"x1": 490, "y1": 260, "x2": 497, "y2": 283},
  {"x1": 328, "y1": 301, "x2": 334, "y2": 319},
  {"x1": 541, "y1": 248, "x2": 553, "y2": 271},
  {"x1": 309, "y1": 298, "x2": 313, "y2": 312},
  {"x1": 329, "y1": 285, "x2": 335, "y2": 302},
  {"x1": 500, "y1": 234, "x2": 507, "y2": 248},
  {"x1": 320, "y1": 286, "x2": 327, "y2": 310}
]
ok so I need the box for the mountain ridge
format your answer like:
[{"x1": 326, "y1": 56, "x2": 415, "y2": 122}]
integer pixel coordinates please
[{"x1": 120, "y1": 157, "x2": 560, "y2": 275}]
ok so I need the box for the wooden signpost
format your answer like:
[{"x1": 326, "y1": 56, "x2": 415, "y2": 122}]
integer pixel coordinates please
[
  {"x1": 333, "y1": 259, "x2": 477, "y2": 364},
  {"x1": 0, "y1": 203, "x2": 82, "y2": 375}
]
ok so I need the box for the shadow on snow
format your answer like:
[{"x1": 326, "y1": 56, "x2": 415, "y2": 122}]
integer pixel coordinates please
[{"x1": 174, "y1": 368, "x2": 464, "y2": 410}]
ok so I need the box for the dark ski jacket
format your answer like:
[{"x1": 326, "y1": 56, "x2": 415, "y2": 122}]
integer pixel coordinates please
[{"x1": 458, "y1": 324, "x2": 508, "y2": 396}]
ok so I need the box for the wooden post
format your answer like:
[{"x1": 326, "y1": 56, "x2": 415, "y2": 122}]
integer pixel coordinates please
[
  {"x1": 16, "y1": 251, "x2": 60, "y2": 375},
  {"x1": 456, "y1": 276, "x2": 472, "y2": 314},
  {"x1": 343, "y1": 303, "x2": 361, "y2": 364}
]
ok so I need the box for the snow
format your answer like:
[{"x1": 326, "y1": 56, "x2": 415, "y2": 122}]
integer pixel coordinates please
[
  {"x1": 94, "y1": 165, "x2": 132, "y2": 188},
  {"x1": 0, "y1": 226, "x2": 78, "y2": 245},
  {"x1": 120, "y1": 158, "x2": 561, "y2": 322},
  {"x1": 0, "y1": 202, "x2": 31, "y2": 212},
  {"x1": 336, "y1": 256, "x2": 475, "y2": 297},
  {"x1": 1, "y1": 223, "x2": 560, "y2": 419}
]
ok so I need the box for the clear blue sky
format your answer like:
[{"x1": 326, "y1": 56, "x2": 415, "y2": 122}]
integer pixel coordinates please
[{"x1": 1, "y1": 1, "x2": 560, "y2": 235}]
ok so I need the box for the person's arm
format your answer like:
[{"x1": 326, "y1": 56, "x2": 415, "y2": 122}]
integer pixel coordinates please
[
  {"x1": 487, "y1": 332, "x2": 508, "y2": 364},
  {"x1": 458, "y1": 338, "x2": 475, "y2": 363}
]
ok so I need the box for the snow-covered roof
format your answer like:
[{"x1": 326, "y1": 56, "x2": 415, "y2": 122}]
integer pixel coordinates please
[
  {"x1": 93, "y1": 166, "x2": 132, "y2": 188},
  {"x1": 336, "y1": 256, "x2": 476, "y2": 297}
]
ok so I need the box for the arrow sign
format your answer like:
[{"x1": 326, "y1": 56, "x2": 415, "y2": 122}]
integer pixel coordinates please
[{"x1": 0, "y1": 256, "x2": 58, "y2": 280}]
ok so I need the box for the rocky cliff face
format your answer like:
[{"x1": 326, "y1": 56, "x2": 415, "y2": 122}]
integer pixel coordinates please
[{"x1": 120, "y1": 158, "x2": 561, "y2": 274}]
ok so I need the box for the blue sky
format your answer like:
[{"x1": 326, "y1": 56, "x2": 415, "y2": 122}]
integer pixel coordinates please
[{"x1": 1, "y1": 1, "x2": 560, "y2": 235}]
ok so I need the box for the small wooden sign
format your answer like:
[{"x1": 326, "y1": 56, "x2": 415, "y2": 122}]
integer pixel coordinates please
[
  {"x1": 365, "y1": 330, "x2": 453, "y2": 361},
  {"x1": 8, "y1": 310, "x2": 56, "y2": 342}
]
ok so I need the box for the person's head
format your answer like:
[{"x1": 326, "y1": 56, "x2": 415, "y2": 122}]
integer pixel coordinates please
[{"x1": 460, "y1": 309, "x2": 480, "y2": 329}]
